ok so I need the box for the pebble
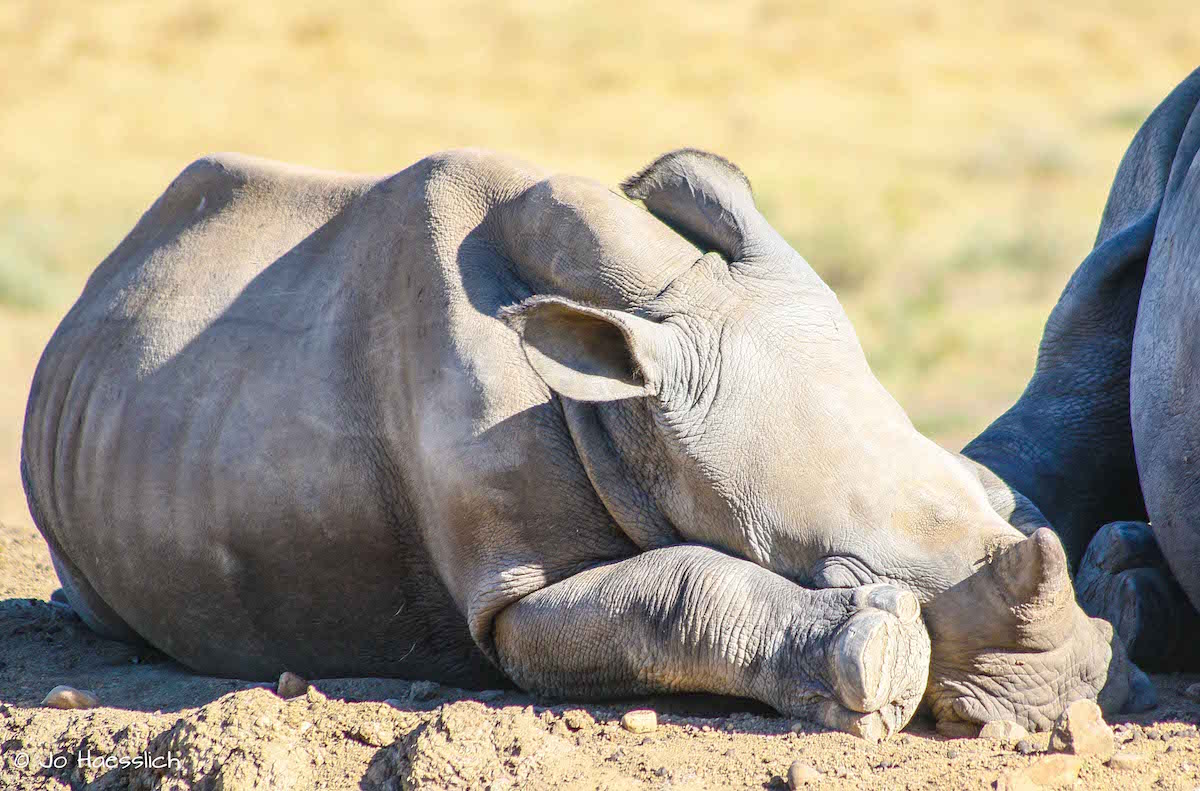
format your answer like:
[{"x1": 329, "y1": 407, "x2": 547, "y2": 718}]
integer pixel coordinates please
[
  {"x1": 620, "y1": 709, "x2": 658, "y2": 734},
  {"x1": 1184, "y1": 682, "x2": 1200, "y2": 703},
  {"x1": 1015, "y1": 739, "x2": 1037, "y2": 755},
  {"x1": 352, "y1": 721, "x2": 394, "y2": 747},
  {"x1": 563, "y1": 709, "x2": 594, "y2": 731},
  {"x1": 277, "y1": 671, "x2": 309, "y2": 699},
  {"x1": 305, "y1": 686, "x2": 327, "y2": 704},
  {"x1": 979, "y1": 720, "x2": 1028, "y2": 743},
  {"x1": 787, "y1": 760, "x2": 822, "y2": 788},
  {"x1": 41, "y1": 685, "x2": 100, "y2": 710},
  {"x1": 1048, "y1": 699, "x2": 1114, "y2": 761},
  {"x1": 1107, "y1": 751, "x2": 1146, "y2": 771},
  {"x1": 383, "y1": 698, "x2": 405, "y2": 710},
  {"x1": 996, "y1": 754, "x2": 1083, "y2": 790},
  {"x1": 409, "y1": 680, "x2": 440, "y2": 701}
]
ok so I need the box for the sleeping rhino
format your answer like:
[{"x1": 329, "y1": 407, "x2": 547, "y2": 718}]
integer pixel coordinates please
[
  {"x1": 965, "y1": 67, "x2": 1200, "y2": 672},
  {"x1": 21, "y1": 146, "x2": 1146, "y2": 739}
]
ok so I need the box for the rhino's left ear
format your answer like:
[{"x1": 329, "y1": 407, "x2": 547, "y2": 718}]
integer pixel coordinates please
[
  {"x1": 502, "y1": 297, "x2": 675, "y2": 402},
  {"x1": 622, "y1": 148, "x2": 769, "y2": 262}
]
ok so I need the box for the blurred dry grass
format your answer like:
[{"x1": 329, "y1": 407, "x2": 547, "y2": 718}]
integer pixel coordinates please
[{"x1": 1, "y1": 1, "x2": 1198, "y2": 528}]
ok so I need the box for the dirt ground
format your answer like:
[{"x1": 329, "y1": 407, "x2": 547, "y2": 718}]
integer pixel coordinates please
[{"x1": 1, "y1": 518, "x2": 1199, "y2": 791}]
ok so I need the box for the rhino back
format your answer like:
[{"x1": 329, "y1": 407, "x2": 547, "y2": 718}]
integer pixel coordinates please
[{"x1": 20, "y1": 152, "x2": 540, "y2": 682}]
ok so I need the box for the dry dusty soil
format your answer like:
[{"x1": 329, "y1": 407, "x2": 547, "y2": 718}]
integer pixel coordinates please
[{"x1": 2, "y1": 518, "x2": 1200, "y2": 790}]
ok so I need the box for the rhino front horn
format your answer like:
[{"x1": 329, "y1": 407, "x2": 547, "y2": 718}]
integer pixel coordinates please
[{"x1": 992, "y1": 527, "x2": 1073, "y2": 622}]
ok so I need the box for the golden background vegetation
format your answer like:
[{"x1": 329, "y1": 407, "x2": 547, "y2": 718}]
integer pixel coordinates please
[{"x1": 2, "y1": 1, "x2": 1198, "y2": 530}]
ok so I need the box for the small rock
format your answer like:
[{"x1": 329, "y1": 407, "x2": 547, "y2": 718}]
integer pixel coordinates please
[
  {"x1": 1184, "y1": 682, "x2": 1200, "y2": 703},
  {"x1": 1107, "y1": 751, "x2": 1146, "y2": 771},
  {"x1": 409, "y1": 680, "x2": 440, "y2": 701},
  {"x1": 305, "y1": 686, "x2": 327, "y2": 704},
  {"x1": 476, "y1": 689, "x2": 506, "y2": 701},
  {"x1": 1015, "y1": 739, "x2": 1037, "y2": 755},
  {"x1": 996, "y1": 754, "x2": 1083, "y2": 791},
  {"x1": 562, "y1": 709, "x2": 594, "y2": 731},
  {"x1": 946, "y1": 748, "x2": 959, "y2": 759},
  {"x1": 277, "y1": 671, "x2": 309, "y2": 699},
  {"x1": 620, "y1": 709, "x2": 657, "y2": 733},
  {"x1": 383, "y1": 698, "x2": 405, "y2": 710},
  {"x1": 787, "y1": 760, "x2": 822, "y2": 788},
  {"x1": 41, "y1": 685, "x2": 100, "y2": 710},
  {"x1": 1048, "y1": 700, "x2": 1115, "y2": 761},
  {"x1": 351, "y1": 721, "x2": 394, "y2": 747},
  {"x1": 980, "y1": 720, "x2": 1029, "y2": 743}
]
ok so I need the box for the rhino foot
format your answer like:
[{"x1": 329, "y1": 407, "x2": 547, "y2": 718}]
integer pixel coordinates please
[
  {"x1": 808, "y1": 584, "x2": 930, "y2": 740},
  {"x1": 1077, "y1": 521, "x2": 1200, "y2": 675}
]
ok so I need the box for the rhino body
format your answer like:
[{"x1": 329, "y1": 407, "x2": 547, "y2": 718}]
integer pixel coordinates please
[
  {"x1": 965, "y1": 67, "x2": 1200, "y2": 671},
  {"x1": 23, "y1": 147, "x2": 1142, "y2": 737}
]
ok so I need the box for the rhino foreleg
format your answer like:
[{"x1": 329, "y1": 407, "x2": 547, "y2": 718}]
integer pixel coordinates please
[{"x1": 491, "y1": 545, "x2": 930, "y2": 739}]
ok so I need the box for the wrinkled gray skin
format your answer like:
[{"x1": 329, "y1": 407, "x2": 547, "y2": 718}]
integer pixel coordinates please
[
  {"x1": 22, "y1": 147, "x2": 1140, "y2": 740},
  {"x1": 965, "y1": 67, "x2": 1200, "y2": 674}
]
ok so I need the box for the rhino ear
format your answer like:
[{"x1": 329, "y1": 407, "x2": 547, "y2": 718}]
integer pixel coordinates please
[
  {"x1": 622, "y1": 148, "x2": 762, "y2": 262},
  {"x1": 503, "y1": 297, "x2": 673, "y2": 402}
]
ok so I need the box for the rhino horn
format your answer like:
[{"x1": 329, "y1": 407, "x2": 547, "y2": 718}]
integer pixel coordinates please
[{"x1": 991, "y1": 527, "x2": 1074, "y2": 626}]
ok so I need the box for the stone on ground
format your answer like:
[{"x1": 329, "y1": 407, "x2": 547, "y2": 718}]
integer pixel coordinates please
[
  {"x1": 620, "y1": 709, "x2": 657, "y2": 733},
  {"x1": 996, "y1": 754, "x2": 1084, "y2": 790},
  {"x1": 1048, "y1": 699, "x2": 1115, "y2": 760},
  {"x1": 787, "y1": 760, "x2": 822, "y2": 788},
  {"x1": 979, "y1": 720, "x2": 1028, "y2": 742},
  {"x1": 276, "y1": 671, "x2": 308, "y2": 699},
  {"x1": 41, "y1": 685, "x2": 100, "y2": 710}
]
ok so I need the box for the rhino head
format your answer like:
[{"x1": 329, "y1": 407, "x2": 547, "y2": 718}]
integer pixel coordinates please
[{"x1": 504, "y1": 149, "x2": 1147, "y2": 731}]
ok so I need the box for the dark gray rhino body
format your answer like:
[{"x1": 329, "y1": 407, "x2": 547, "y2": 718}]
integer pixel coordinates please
[
  {"x1": 966, "y1": 67, "x2": 1200, "y2": 671},
  {"x1": 24, "y1": 148, "x2": 1141, "y2": 738}
]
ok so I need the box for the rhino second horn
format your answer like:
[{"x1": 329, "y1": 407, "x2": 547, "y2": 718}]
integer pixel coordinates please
[{"x1": 992, "y1": 527, "x2": 1073, "y2": 621}]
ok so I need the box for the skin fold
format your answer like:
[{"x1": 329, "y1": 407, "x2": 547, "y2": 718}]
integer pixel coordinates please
[{"x1": 22, "y1": 144, "x2": 1142, "y2": 740}]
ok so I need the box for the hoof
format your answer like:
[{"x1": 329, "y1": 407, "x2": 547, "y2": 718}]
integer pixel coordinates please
[
  {"x1": 825, "y1": 585, "x2": 929, "y2": 738},
  {"x1": 1076, "y1": 521, "x2": 1200, "y2": 670},
  {"x1": 852, "y1": 583, "x2": 921, "y2": 623},
  {"x1": 831, "y1": 608, "x2": 900, "y2": 712},
  {"x1": 814, "y1": 701, "x2": 890, "y2": 742}
]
